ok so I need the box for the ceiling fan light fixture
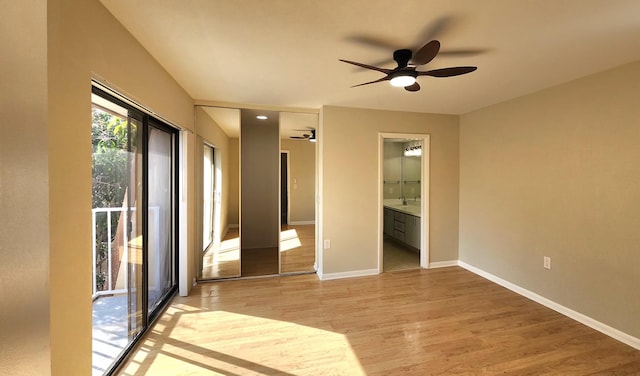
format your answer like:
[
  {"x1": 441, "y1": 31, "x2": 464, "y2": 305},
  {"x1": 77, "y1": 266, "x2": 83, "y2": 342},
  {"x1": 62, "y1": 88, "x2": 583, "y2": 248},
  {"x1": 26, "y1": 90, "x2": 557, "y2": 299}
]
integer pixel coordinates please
[{"x1": 389, "y1": 73, "x2": 417, "y2": 87}]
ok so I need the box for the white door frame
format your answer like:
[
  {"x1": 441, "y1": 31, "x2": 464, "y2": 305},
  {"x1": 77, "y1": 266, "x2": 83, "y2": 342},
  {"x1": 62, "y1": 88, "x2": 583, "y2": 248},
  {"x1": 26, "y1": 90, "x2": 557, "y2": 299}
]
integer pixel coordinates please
[{"x1": 378, "y1": 133, "x2": 430, "y2": 272}]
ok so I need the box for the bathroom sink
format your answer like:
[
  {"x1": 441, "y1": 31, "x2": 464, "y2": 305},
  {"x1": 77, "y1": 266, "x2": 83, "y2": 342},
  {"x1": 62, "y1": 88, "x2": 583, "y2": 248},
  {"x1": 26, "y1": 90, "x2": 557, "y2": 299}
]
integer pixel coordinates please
[{"x1": 384, "y1": 202, "x2": 421, "y2": 217}]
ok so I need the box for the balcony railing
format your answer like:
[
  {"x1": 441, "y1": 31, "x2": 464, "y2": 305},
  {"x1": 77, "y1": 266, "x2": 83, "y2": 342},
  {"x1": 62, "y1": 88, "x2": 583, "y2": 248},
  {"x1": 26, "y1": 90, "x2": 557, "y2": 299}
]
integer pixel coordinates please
[
  {"x1": 92, "y1": 206, "x2": 160, "y2": 300},
  {"x1": 92, "y1": 207, "x2": 129, "y2": 299}
]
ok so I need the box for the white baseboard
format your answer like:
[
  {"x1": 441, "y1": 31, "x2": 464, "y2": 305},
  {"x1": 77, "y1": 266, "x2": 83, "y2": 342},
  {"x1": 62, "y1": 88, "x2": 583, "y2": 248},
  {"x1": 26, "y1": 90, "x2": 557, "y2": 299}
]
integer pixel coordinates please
[
  {"x1": 429, "y1": 260, "x2": 458, "y2": 268},
  {"x1": 458, "y1": 260, "x2": 640, "y2": 351},
  {"x1": 288, "y1": 220, "x2": 315, "y2": 225},
  {"x1": 319, "y1": 268, "x2": 378, "y2": 281}
]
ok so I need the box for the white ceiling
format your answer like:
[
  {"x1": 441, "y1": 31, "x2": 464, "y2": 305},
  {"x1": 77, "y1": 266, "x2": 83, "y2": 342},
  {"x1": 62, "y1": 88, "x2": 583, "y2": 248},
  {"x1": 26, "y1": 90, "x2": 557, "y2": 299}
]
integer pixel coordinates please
[{"x1": 99, "y1": 0, "x2": 640, "y2": 115}]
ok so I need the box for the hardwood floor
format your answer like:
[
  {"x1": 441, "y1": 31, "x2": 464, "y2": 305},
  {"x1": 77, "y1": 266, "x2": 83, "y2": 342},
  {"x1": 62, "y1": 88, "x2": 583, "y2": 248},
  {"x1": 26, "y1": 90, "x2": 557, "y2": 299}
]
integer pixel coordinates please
[
  {"x1": 202, "y1": 228, "x2": 240, "y2": 279},
  {"x1": 118, "y1": 267, "x2": 640, "y2": 375},
  {"x1": 201, "y1": 225, "x2": 315, "y2": 279},
  {"x1": 280, "y1": 224, "x2": 315, "y2": 274}
]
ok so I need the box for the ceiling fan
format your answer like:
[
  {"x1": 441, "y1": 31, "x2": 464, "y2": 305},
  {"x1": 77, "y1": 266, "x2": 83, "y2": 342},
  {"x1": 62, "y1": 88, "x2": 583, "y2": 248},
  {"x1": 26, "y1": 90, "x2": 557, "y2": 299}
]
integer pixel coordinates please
[
  {"x1": 290, "y1": 129, "x2": 316, "y2": 142},
  {"x1": 339, "y1": 40, "x2": 477, "y2": 92}
]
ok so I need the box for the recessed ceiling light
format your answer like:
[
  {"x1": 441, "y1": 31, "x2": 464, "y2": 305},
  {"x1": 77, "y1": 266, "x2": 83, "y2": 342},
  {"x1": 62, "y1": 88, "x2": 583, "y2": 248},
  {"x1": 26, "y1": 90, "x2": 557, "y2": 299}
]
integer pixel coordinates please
[{"x1": 256, "y1": 115, "x2": 268, "y2": 120}]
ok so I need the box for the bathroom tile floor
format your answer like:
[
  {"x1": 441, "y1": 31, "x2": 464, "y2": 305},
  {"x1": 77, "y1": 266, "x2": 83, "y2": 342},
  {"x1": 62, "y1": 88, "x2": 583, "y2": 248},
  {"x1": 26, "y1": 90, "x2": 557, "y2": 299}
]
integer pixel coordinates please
[{"x1": 383, "y1": 238, "x2": 420, "y2": 272}]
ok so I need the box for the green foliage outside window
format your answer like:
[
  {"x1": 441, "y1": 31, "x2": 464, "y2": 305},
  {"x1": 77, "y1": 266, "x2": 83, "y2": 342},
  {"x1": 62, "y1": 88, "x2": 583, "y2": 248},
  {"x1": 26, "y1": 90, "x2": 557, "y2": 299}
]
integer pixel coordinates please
[{"x1": 92, "y1": 108, "x2": 136, "y2": 292}]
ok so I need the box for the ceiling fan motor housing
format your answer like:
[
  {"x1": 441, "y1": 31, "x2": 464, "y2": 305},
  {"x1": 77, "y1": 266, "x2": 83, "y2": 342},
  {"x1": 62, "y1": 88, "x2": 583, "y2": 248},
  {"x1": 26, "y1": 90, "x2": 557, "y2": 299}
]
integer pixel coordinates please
[{"x1": 393, "y1": 49, "x2": 413, "y2": 68}]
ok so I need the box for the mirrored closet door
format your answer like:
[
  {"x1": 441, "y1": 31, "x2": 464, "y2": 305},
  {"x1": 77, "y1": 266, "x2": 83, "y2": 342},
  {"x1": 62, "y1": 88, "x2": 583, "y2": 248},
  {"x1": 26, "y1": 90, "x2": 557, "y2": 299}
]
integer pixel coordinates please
[{"x1": 195, "y1": 106, "x2": 317, "y2": 280}]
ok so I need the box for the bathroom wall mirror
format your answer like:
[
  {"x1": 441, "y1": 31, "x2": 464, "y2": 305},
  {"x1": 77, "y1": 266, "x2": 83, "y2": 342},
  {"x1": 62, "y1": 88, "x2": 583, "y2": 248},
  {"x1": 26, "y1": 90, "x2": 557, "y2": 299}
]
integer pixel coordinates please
[{"x1": 195, "y1": 105, "x2": 317, "y2": 280}]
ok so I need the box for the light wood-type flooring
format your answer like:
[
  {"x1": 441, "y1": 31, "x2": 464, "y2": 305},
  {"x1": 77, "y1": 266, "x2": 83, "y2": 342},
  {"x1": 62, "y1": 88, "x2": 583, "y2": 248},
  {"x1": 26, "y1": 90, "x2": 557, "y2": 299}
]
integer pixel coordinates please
[
  {"x1": 201, "y1": 224, "x2": 316, "y2": 279},
  {"x1": 117, "y1": 267, "x2": 640, "y2": 375}
]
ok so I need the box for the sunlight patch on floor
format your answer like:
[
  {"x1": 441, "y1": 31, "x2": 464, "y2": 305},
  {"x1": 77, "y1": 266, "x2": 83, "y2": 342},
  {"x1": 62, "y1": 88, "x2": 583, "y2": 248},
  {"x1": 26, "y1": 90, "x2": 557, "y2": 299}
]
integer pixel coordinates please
[
  {"x1": 205, "y1": 229, "x2": 303, "y2": 264},
  {"x1": 280, "y1": 229, "x2": 302, "y2": 252},
  {"x1": 122, "y1": 307, "x2": 365, "y2": 375}
]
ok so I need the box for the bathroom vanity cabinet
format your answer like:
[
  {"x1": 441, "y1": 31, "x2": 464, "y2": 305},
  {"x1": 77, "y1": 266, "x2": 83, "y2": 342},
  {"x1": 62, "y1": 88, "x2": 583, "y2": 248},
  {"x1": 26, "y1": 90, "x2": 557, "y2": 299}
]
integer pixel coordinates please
[{"x1": 384, "y1": 206, "x2": 420, "y2": 250}]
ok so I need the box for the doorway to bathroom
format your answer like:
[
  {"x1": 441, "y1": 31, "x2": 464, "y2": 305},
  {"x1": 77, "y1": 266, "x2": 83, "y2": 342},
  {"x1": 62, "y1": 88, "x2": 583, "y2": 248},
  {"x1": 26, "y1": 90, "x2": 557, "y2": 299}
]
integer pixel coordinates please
[{"x1": 379, "y1": 133, "x2": 430, "y2": 272}]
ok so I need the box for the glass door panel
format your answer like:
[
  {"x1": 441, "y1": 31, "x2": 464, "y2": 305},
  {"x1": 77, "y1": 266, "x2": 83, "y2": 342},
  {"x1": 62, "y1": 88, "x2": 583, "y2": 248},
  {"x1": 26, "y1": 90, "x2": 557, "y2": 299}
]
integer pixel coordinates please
[
  {"x1": 147, "y1": 126, "x2": 175, "y2": 313},
  {"x1": 92, "y1": 87, "x2": 178, "y2": 375},
  {"x1": 127, "y1": 116, "x2": 144, "y2": 341},
  {"x1": 91, "y1": 94, "x2": 143, "y2": 375}
]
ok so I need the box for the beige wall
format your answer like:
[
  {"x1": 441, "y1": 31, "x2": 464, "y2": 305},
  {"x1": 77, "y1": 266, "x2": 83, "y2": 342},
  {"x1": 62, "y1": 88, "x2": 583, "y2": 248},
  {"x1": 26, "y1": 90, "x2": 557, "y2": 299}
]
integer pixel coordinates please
[
  {"x1": 46, "y1": 0, "x2": 194, "y2": 374},
  {"x1": 0, "y1": 1, "x2": 51, "y2": 374},
  {"x1": 320, "y1": 106, "x2": 459, "y2": 274},
  {"x1": 459, "y1": 61, "x2": 640, "y2": 339},
  {"x1": 281, "y1": 139, "x2": 316, "y2": 223}
]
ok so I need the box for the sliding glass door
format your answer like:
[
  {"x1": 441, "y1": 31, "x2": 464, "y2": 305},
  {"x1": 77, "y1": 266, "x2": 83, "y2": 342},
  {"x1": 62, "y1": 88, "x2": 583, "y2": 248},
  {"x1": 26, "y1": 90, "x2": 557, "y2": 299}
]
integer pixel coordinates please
[
  {"x1": 91, "y1": 86, "x2": 178, "y2": 376},
  {"x1": 147, "y1": 124, "x2": 176, "y2": 314}
]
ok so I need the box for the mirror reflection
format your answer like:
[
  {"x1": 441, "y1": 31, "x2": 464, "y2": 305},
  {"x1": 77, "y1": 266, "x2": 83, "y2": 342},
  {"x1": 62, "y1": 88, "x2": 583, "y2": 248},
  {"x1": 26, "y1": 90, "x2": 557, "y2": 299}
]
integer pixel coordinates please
[
  {"x1": 196, "y1": 106, "x2": 240, "y2": 279},
  {"x1": 195, "y1": 106, "x2": 317, "y2": 280},
  {"x1": 279, "y1": 112, "x2": 317, "y2": 274}
]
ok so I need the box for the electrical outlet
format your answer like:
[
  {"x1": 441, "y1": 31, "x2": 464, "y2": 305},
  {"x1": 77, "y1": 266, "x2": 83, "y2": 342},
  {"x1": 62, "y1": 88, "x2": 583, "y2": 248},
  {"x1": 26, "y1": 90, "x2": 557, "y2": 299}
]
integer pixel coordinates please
[
  {"x1": 543, "y1": 256, "x2": 551, "y2": 270},
  {"x1": 324, "y1": 239, "x2": 331, "y2": 249}
]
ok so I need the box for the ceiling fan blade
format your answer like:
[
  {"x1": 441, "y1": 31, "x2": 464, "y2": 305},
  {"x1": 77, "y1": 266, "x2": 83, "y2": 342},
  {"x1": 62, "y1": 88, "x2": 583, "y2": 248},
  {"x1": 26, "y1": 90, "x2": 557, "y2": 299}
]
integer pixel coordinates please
[
  {"x1": 365, "y1": 58, "x2": 395, "y2": 68},
  {"x1": 411, "y1": 40, "x2": 440, "y2": 66},
  {"x1": 360, "y1": 49, "x2": 484, "y2": 71},
  {"x1": 418, "y1": 66, "x2": 477, "y2": 77},
  {"x1": 343, "y1": 35, "x2": 400, "y2": 50},
  {"x1": 351, "y1": 76, "x2": 391, "y2": 88},
  {"x1": 415, "y1": 16, "x2": 456, "y2": 46},
  {"x1": 439, "y1": 48, "x2": 488, "y2": 58},
  {"x1": 404, "y1": 82, "x2": 421, "y2": 92},
  {"x1": 339, "y1": 59, "x2": 392, "y2": 74}
]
